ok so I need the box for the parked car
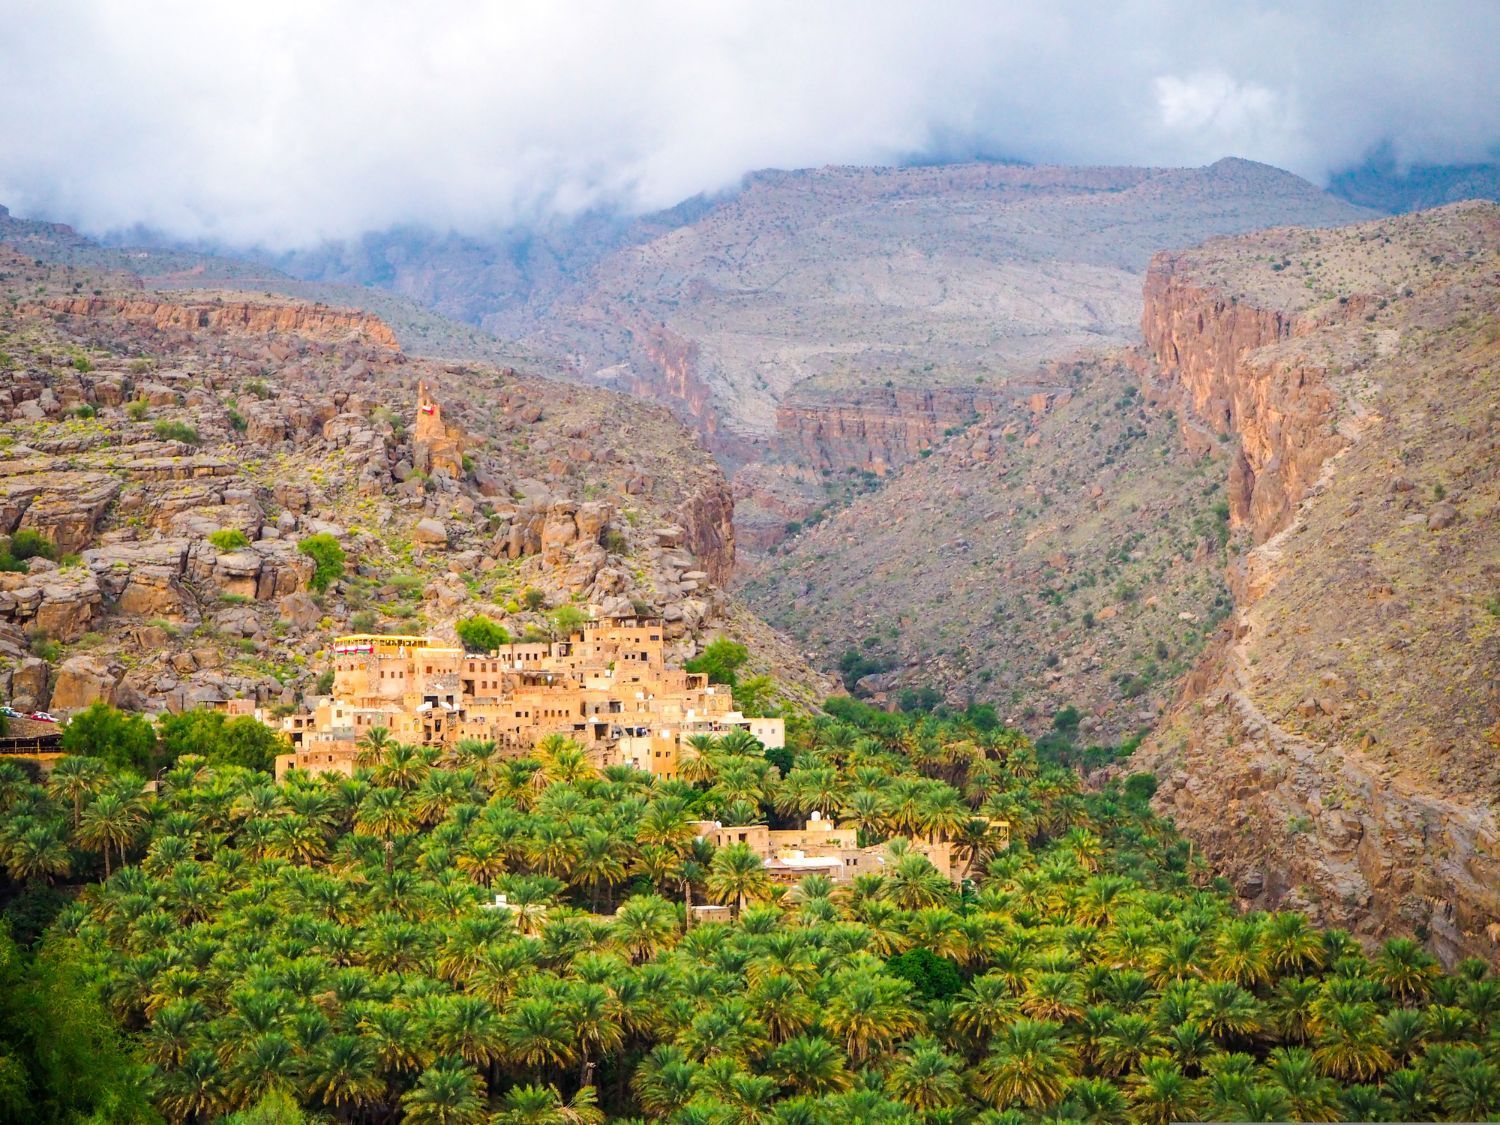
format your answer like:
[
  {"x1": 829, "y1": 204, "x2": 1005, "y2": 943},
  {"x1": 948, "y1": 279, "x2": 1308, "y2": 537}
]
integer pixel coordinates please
[
  {"x1": 0, "y1": 706, "x2": 20, "y2": 718},
  {"x1": 28, "y1": 711, "x2": 57, "y2": 723}
]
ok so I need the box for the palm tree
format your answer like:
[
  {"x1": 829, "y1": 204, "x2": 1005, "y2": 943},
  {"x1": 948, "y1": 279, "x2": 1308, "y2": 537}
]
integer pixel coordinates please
[
  {"x1": 1264, "y1": 912, "x2": 1324, "y2": 973},
  {"x1": 707, "y1": 843, "x2": 772, "y2": 919},
  {"x1": 4, "y1": 819, "x2": 71, "y2": 883},
  {"x1": 401, "y1": 1058, "x2": 489, "y2": 1125},
  {"x1": 1021, "y1": 971, "x2": 1087, "y2": 1023},
  {"x1": 612, "y1": 893, "x2": 678, "y2": 963},
  {"x1": 528, "y1": 821, "x2": 583, "y2": 881},
  {"x1": 356, "y1": 787, "x2": 415, "y2": 874},
  {"x1": 1264, "y1": 1046, "x2": 1341, "y2": 1122},
  {"x1": 433, "y1": 994, "x2": 507, "y2": 1072},
  {"x1": 375, "y1": 742, "x2": 432, "y2": 790},
  {"x1": 305, "y1": 1034, "x2": 384, "y2": 1112},
  {"x1": 821, "y1": 967, "x2": 920, "y2": 1064},
  {"x1": 567, "y1": 981, "x2": 624, "y2": 1087},
  {"x1": 1095, "y1": 1012, "x2": 1164, "y2": 1077},
  {"x1": 1312, "y1": 1002, "x2": 1393, "y2": 1081},
  {"x1": 537, "y1": 735, "x2": 598, "y2": 785},
  {"x1": 746, "y1": 974, "x2": 817, "y2": 1045},
  {"x1": 638, "y1": 796, "x2": 695, "y2": 851},
  {"x1": 882, "y1": 850, "x2": 949, "y2": 910},
  {"x1": 633, "y1": 1044, "x2": 699, "y2": 1118},
  {"x1": 1268, "y1": 976, "x2": 1321, "y2": 1043},
  {"x1": 158, "y1": 1047, "x2": 229, "y2": 1124},
  {"x1": 502, "y1": 996, "x2": 576, "y2": 1074},
  {"x1": 973, "y1": 1018, "x2": 1075, "y2": 1111},
  {"x1": 839, "y1": 789, "x2": 890, "y2": 844},
  {"x1": 1127, "y1": 1058, "x2": 1199, "y2": 1125},
  {"x1": 1373, "y1": 937, "x2": 1439, "y2": 1002},
  {"x1": 493, "y1": 1082, "x2": 606, "y2": 1124},
  {"x1": 767, "y1": 1035, "x2": 852, "y2": 1096},
  {"x1": 1382, "y1": 1066, "x2": 1432, "y2": 1120},
  {"x1": 886, "y1": 1040, "x2": 965, "y2": 1112},
  {"x1": 1197, "y1": 981, "x2": 1263, "y2": 1043},
  {"x1": 1061, "y1": 1075, "x2": 1130, "y2": 1124},
  {"x1": 354, "y1": 725, "x2": 392, "y2": 768},
  {"x1": 1432, "y1": 1047, "x2": 1500, "y2": 1120},
  {"x1": 46, "y1": 754, "x2": 108, "y2": 830},
  {"x1": 76, "y1": 789, "x2": 144, "y2": 876},
  {"x1": 573, "y1": 828, "x2": 628, "y2": 911},
  {"x1": 1211, "y1": 918, "x2": 1270, "y2": 987},
  {"x1": 456, "y1": 832, "x2": 507, "y2": 887}
]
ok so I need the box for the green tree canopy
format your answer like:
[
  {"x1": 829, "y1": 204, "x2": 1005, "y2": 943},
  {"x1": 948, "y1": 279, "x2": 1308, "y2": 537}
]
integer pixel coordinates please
[
  {"x1": 685, "y1": 637, "x2": 749, "y2": 687},
  {"x1": 155, "y1": 709, "x2": 286, "y2": 772},
  {"x1": 455, "y1": 615, "x2": 512, "y2": 654},
  {"x1": 58, "y1": 703, "x2": 157, "y2": 773},
  {"x1": 296, "y1": 533, "x2": 346, "y2": 593}
]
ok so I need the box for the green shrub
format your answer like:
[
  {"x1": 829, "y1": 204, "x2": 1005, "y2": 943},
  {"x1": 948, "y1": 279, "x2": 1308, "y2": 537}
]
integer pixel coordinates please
[
  {"x1": 226, "y1": 407, "x2": 247, "y2": 432},
  {"x1": 897, "y1": 686, "x2": 942, "y2": 713},
  {"x1": 208, "y1": 529, "x2": 251, "y2": 551},
  {"x1": 125, "y1": 399, "x2": 149, "y2": 421},
  {"x1": 314, "y1": 669, "x2": 335, "y2": 695},
  {"x1": 886, "y1": 948, "x2": 964, "y2": 1000},
  {"x1": 28, "y1": 633, "x2": 61, "y2": 663},
  {"x1": 8, "y1": 530, "x2": 55, "y2": 562},
  {"x1": 152, "y1": 419, "x2": 199, "y2": 444},
  {"x1": 686, "y1": 637, "x2": 750, "y2": 687},
  {"x1": 68, "y1": 403, "x2": 97, "y2": 419},
  {"x1": 456, "y1": 614, "x2": 512, "y2": 654},
  {"x1": 71, "y1": 354, "x2": 94, "y2": 373},
  {"x1": 521, "y1": 587, "x2": 547, "y2": 612},
  {"x1": 297, "y1": 534, "x2": 346, "y2": 593}
]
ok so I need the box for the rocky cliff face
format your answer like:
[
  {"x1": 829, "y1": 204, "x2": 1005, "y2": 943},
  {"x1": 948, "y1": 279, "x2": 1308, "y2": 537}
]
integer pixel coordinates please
[
  {"x1": 775, "y1": 383, "x2": 1076, "y2": 475},
  {"x1": 1132, "y1": 203, "x2": 1500, "y2": 964},
  {"x1": 26, "y1": 295, "x2": 400, "y2": 349},
  {"x1": 1138, "y1": 260, "x2": 1348, "y2": 543}
]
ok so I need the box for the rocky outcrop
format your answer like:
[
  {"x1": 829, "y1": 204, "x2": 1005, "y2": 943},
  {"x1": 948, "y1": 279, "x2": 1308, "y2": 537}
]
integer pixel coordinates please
[
  {"x1": 24, "y1": 295, "x2": 400, "y2": 349},
  {"x1": 0, "y1": 566, "x2": 102, "y2": 642},
  {"x1": 50, "y1": 654, "x2": 121, "y2": 711},
  {"x1": 620, "y1": 321, "x2": 726, "y2": 442},
  {"x1": 675, "y1": 477, "x2": 736, "y2": 587},
  {"x1": 1139, "y1": 258, "x2": 1345, "y2": 542},
  {"x1": 0, "y1": 465, "x2": 121, "y2": 554},
  {"x1": 0, "y1": 242, "x2": 826, "y2": 720},
  {"x1": 412, "y1": 380, "x2": 466, "y2": 477},
  {"x1": 775, "y1": 385, "x2": 1059, "y2": 475}
]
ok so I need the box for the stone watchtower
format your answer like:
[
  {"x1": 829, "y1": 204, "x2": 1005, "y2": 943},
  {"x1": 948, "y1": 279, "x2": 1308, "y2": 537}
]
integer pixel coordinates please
[{"x1": 413, "y1": 380, "x2": 465, "y2": 477}]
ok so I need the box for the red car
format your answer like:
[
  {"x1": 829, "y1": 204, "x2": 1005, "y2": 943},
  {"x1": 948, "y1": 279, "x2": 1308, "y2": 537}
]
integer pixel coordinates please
[{"x1": 28, "y1": 711, "x2": 58, "y2": 723}]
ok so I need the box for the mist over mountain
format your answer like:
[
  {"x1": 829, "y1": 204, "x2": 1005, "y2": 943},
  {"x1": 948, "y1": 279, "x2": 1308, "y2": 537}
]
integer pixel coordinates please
[{"x1": 4, "y1": 1, "x2": 1499, "y2": 248}]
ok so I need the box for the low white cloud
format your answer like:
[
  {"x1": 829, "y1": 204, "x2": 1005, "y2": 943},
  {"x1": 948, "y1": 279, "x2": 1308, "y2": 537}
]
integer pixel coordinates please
[{"x1": 0, "y1": 0, "x2": 1495, "y2": 247}]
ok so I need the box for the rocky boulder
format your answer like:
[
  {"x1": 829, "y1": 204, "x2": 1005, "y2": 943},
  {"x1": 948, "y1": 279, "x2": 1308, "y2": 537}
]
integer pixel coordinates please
[
  {"x1": 413, "y1": 517, "x2": 449, "y2": 547},
  {"x1": 50, "y1": 654, "x2": 121, "y2": 711}
]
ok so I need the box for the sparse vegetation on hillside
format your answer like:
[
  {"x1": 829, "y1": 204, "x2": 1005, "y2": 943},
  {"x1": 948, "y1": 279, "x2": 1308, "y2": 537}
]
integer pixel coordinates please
[{"x1": 746, "y1": 357, "x2": 1233, "y2": 740}]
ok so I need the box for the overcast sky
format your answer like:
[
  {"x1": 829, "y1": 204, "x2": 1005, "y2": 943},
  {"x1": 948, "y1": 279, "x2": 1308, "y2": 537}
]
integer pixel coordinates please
[{"x1": 2, "y1": 1, "x2": 1496, "y2": 248}]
